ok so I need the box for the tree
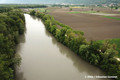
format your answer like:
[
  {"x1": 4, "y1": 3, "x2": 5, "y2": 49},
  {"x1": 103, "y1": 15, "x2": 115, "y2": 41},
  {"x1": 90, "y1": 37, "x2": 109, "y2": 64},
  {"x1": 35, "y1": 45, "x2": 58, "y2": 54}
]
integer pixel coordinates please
[
  {"x1": 69, "y1": 8, "x2": 72, "y2": 11},
  {"x1": 79, "y1": 44, "x2": 89, "y2": 57},
  {"x1": 55, "y1": 29, "x2": 61, "y2": 41},
  {"x1": 0, "y1": 23, "x2": 7, "y2": 34},
  {"x1": 111, "y1": 6, "x2": 114, "y2": 11},
  {"x1": 44, "y1": 9, "x2": 47, "y2": 14},
  {"x1": 63, "y1": 29, "x2": 74, "y2": 46},
  {"x1": 30, "y1": 10, "x2": 36, "y2": 15},
  {"x1": 91, "y1": 8, "x2": 94, "y2": 11},
  {"x1": 0, "y1": 8, "x2": 25, "y2": 80},
  {"x1": 50, "y1": 25, "x2": 57, "y2": 36},
  {"x1": 115, "y1": 6, "x2": 118, "y2": 10}
]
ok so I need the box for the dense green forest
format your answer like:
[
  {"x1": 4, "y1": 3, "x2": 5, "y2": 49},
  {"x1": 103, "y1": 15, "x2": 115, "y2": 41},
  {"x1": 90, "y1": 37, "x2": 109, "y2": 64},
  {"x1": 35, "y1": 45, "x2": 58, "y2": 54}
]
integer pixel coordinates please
[
  {"x1": 30, "y1": 10, "x2": 120, "y2": 80},
  {"x1": 0, "y1": 8, "x2": 25, "y2": 80}
]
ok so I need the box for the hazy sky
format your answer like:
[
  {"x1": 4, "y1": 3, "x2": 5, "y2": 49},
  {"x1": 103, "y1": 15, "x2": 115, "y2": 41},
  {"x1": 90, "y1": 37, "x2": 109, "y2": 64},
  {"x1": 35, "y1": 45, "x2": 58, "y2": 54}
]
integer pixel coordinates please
[
  {"x1": 0, "y1": 0, "x2": 101, "y2": 4},
  {"x1": 0, "y1": 0, "x2": 30, "y2": 4},
  {"x1": 1, "y1": 0, "x2": 118, "y2": 4},
  {"x1": 0, "y1": 0, "x2": 60, "y2": 4},
  {"x1": 0, "y1": 0, "x2": 76, "y2": 4}
]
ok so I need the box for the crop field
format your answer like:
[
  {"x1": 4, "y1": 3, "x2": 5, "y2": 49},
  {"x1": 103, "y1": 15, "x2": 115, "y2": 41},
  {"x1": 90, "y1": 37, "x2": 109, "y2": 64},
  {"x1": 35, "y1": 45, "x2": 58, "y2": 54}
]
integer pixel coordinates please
[
  {"x1": 48, "y1": 7, "x2": 120, "y2": 57},
  {"x1": 49, "y1": 8, "x2": 120, "y2": 40}
]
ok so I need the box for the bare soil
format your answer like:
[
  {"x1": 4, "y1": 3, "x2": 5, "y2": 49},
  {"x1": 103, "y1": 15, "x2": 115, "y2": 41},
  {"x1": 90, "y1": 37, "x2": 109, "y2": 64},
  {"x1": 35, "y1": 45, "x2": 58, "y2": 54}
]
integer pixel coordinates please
[{"x1": 49, "y1": 8, "x2": 120, "y2": 41}]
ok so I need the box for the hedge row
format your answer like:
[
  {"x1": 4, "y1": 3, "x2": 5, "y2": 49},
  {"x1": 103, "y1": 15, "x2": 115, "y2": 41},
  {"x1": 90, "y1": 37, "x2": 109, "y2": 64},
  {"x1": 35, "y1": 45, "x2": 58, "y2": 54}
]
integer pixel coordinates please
[
  {"x1": 0, "y1": 8, "x2": 25, "y2": 80},
  {"x1": 30, "y1": 10, "x2": 120, "y2": 80}
]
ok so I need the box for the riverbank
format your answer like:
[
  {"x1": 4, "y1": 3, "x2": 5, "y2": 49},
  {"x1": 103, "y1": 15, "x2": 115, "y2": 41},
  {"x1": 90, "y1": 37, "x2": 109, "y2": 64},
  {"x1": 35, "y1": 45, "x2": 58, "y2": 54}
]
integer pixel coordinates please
[
  {"x1": 0, "y1": 8, "x2": 25, "y2": 80},
  {"x1": 30, "y1": 10, "x2": 120, "y2": 80}
]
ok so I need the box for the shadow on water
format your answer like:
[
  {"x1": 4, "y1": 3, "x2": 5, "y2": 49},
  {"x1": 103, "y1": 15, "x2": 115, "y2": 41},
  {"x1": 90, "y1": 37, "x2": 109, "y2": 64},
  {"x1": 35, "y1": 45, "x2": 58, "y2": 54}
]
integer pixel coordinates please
[
  {"x1": 16, "y1": 28, "x2": 26, "y2": 54},
  {"x1": 31, "y1": 15, "x2": 37, "y2": 20},
  {"x1": 31, "y1": 15, "x2": 41, "y2": 21},
  {"x1": 15, "y1": 18, "x2": 26, "y2": 80},
  {"x1": 44, "y1": 29, "x2": 106, "y2": 76},
  {"x1": 15, "y1": 68, "x2": 26, "y2": 80}
]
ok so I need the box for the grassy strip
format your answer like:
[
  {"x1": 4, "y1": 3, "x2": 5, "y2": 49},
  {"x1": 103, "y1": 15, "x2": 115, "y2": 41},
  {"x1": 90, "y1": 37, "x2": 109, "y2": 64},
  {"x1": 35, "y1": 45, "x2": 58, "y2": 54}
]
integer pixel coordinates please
[
  {"x1": 70, "y1": 7, "x2": 88, "y2": 8},
  {"x1": 109, "y1": 39, "x2": 120, "y2": 57},
  {"x1": 104, "y1": 16, "x2": 120, "y2": 20},
  {"x1": 97, "y1": 38, "x2": 120, "y2": 58}
]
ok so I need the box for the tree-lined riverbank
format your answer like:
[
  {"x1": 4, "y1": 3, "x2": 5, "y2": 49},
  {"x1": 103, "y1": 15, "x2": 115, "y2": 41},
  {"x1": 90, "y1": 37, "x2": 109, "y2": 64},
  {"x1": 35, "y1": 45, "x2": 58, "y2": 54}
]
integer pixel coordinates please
[
  {"x1": 0, "y1": 8, "x2": 25, "y2": 80},
  {"x1": 30, "y1": 10, "x2": 120, "y2": 80}
]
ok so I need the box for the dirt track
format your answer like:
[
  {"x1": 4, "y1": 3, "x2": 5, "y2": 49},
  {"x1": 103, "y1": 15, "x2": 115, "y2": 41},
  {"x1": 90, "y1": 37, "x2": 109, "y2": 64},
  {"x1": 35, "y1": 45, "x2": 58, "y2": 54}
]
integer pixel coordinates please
[{"x1": 49, "y1": 8, "x2": 120, "y2": 41}]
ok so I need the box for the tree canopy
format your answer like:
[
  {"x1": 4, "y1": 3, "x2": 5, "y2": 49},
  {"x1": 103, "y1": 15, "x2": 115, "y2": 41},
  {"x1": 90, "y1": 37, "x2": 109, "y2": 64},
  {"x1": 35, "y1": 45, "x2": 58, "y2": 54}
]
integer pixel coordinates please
[{"x1": 0, "y1": 8, "x2": 25, "y2": 80}]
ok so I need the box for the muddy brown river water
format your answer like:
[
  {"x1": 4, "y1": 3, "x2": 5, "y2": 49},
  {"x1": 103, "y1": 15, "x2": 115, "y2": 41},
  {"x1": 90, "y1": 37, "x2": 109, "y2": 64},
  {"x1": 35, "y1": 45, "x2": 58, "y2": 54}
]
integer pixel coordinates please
[{"x1": 15, "y1": 14, "x2": 111, "y2": 80}]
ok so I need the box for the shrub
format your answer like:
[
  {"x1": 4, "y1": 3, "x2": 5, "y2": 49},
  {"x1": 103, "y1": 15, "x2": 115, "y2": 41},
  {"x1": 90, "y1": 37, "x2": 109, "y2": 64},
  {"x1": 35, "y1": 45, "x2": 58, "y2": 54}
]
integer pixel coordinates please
[{"x1": 30, "y1": 10, "x2": 36, "y2": 15}]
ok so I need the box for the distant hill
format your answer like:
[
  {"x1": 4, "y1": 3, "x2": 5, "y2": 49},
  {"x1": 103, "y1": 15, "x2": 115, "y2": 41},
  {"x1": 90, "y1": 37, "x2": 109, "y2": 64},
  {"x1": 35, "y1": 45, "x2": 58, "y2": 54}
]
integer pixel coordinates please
[{"x1": 0, "y1": 0, "x2": 120, "y2": 4}]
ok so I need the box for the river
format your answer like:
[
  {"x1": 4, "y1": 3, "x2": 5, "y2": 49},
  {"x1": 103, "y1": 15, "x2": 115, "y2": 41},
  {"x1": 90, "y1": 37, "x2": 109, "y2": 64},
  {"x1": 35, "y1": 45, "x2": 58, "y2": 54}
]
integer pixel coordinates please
[{"x1": 15, "y1": 14, "x2": 110, "y2": 80}]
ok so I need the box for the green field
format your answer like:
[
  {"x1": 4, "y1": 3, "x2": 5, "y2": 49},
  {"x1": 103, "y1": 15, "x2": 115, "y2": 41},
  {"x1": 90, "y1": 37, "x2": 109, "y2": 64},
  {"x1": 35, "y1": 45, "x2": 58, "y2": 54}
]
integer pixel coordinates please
[
  {"x1": 109, "y1": 38, "x2": 120, "y2": 57},
  {"x1": 104, "y1": 16, "x2": 120, "y2": 21},
  {"x1": 97, "y1": 38, "x2": 120, "y2": 58}
]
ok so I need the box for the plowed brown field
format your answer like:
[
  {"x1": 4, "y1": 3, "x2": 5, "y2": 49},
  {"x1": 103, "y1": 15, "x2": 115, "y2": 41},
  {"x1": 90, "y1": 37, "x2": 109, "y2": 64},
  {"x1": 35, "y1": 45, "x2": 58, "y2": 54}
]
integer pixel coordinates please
[{"x1": 49, "y1": 8, "x2": 120, "y2": 41}]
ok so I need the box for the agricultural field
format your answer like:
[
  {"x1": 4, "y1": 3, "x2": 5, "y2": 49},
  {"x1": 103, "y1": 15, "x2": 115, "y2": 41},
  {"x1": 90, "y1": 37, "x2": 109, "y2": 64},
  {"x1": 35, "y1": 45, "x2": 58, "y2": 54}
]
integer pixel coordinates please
[
  {"x1": 47, "y1": 7, "x2": 120, "y2": 57},
  {"x1": 49, "y1": 7, "x2": 120, "y2": 40}
]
